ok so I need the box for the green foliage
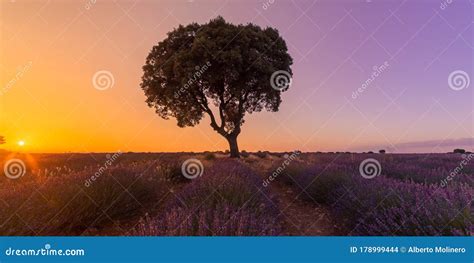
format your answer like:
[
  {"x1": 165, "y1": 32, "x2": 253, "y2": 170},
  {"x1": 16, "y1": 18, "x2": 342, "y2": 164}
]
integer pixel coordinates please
[
  {"x1": 140, "y1": 16, "x2": 293, "y2": 156},
  {"x1": 204, "y1": 152, "x2": 216, "y2": 160},
  {"x1": 453, "y1": 148, "x2": 466, "y2": 154},
  {"x1": 240, "y1": 150, "x2": 250, "y2": 158},
  {"x1": 255, "y1": 151, "x2": 268, "y2": 158}
]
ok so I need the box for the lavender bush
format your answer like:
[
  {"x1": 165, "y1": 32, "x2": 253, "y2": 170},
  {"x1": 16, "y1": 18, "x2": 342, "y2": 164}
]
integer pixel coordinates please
[
  {"x1": 333, "y1": 176, "x2": 473, "y2": 236},
  {"x1": 273, "y1": 153, "x2": 473, "y2": 236},
  {"x1": 131, "y1": 160, "x2": 282, "y2": 236},
  {"x1": 0, "y1": 162, "x2": 170, "y2": 235},
  {"x1": 1, "y1": 152, "x2": 471, "y2": 236}
]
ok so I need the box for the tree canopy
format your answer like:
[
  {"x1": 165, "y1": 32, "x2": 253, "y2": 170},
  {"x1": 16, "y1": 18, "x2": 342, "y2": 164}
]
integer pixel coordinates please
[{"x1": 141, "y1": 17, "x2": 293, "y2": 157}]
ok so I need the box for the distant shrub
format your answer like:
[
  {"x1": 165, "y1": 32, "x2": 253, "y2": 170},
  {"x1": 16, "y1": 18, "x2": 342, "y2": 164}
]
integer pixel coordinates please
[
  {"x1": 453, "y1": 149, "x2": 466, "y2": 154},
  {"x1": 240, "y1": 150, "x2": 250, "y2": 158},
  {"x1": 379, "y1": 149, "x2": 386, "y2": 154},
  {"x1": 255, "y1": 151, "x2": 267, "y2": 158},
  {"x1": 204, "y1": 152, "x2": 215, "y2": 160},
  {"x1": 269, "y1": 152, "x2": 283, "y2": 158}
]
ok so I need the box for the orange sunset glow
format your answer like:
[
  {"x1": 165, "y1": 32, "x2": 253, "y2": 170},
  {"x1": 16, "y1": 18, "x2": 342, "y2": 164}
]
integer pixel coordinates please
[{"x1": 0, "y1": 2, "x2": 345, "y2": 153}]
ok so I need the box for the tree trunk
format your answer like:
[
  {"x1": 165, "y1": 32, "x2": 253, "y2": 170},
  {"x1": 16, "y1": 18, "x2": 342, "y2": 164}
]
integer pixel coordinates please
[{"x1": 227, "y1": 135, "x2": 240, "y2": 158}]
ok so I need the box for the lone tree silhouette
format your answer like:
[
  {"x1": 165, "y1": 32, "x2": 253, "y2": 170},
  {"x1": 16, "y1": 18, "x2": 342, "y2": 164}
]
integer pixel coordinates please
[
  {"x1": 0, "y1": 136, "x2": 5, "y2": 145},
  {"x1": 141, "y1": 17, "x2": 293, "y2": 158}
]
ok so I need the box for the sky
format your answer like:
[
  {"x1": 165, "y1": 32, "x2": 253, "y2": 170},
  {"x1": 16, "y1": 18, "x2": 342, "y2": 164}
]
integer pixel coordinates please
[{"x1": 0, "y1": 0, "x2": 473, "y2": 153}]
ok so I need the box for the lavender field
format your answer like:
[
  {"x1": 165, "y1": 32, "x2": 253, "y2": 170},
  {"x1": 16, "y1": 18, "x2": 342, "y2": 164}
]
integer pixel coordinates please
[{"x1": 0, "y1": 152, "x2": 472, "y2": 236}]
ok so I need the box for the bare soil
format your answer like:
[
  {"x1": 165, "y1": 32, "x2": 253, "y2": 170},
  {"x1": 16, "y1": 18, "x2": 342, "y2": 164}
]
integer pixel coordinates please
[{"x1": 243, "y1": 156, "x2": 344, "y2": 236}]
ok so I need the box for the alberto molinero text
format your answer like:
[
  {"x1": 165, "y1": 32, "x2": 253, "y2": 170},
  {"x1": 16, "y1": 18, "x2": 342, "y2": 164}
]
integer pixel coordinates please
[{"x1": 408, "y1": 246, "x2": 466, "y2": 253}]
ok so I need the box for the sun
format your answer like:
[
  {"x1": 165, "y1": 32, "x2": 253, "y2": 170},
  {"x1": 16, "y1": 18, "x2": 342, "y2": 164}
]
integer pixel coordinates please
[{"x1": 18, "y1": 140, "x2": 25, "y2": 147}]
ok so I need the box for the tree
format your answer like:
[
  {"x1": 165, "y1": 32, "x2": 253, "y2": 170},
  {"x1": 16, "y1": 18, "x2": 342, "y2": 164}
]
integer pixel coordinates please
[
  {"x1": 140, "y1": 17, "x2": 293, "y2": 158},
  {"x1": 0, "y1": 136, "x2": 4, "y2": 145},
  {"x1": 453, "y1": 148, "x2": 466, "y2": 154}
]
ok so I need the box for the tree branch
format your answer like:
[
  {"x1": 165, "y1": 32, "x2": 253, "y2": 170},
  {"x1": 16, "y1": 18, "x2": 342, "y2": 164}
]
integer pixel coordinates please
[
  {"x1": 229, "y1": 90, "x2": 249, "y2": 137},
  {"x1": 200, "y1": 93, "x2": 228, "y2": 137},
  {"x1": 218, "y1": 93, "x2": 226, "y2": 129}
]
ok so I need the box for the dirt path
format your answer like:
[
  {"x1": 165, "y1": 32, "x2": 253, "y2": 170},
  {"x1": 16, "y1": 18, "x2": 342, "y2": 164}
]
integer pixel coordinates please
[
  {"x1": 268, "y1": 180, "x2": 342, "y2": 236},
  {"x1": 244, "y1": 157, "x2": 342, "y2": 236}
]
